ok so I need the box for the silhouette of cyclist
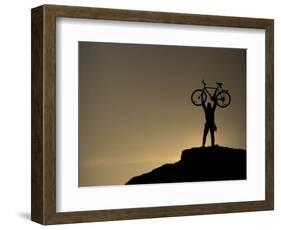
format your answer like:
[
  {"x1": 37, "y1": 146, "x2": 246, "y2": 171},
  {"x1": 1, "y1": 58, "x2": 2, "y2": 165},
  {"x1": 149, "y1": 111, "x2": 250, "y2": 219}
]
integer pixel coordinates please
[{"x1": 201, "y1": 97, "x2": 217, "y2": 147}]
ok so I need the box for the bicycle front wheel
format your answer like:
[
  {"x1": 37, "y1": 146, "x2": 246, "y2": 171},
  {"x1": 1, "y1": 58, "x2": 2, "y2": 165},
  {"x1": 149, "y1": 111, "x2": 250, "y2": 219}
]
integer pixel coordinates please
[
  {"x1": 216, "y1": 91, "x2": 231, "y2": 108},
  {"x1": 191, "y1": 89, "x2": 207, "y2": 106}
]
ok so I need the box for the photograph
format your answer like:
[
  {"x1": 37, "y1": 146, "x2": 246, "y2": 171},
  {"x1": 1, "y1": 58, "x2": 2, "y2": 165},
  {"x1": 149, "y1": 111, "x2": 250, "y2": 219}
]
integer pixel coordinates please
[
  {"x1": 31, "y1": 4, "x2": 273, "y2": 224},
  {"x1": 78, "y1": 41, "x2": 247, "y2": 187}
]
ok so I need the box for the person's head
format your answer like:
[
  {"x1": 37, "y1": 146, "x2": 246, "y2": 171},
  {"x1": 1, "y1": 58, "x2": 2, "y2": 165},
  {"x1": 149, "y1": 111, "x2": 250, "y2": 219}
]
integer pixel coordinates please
[{"x1": 207, "y1": 102, "x2": 212, "y2": 109}]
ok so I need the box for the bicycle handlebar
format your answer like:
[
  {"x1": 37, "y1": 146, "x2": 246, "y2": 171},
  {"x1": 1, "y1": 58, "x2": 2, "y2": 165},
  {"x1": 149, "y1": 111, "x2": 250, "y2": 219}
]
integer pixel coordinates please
[
  {"x1": 202, "y1": 80, "x2": 223, "y2": 88},
  {"x1": 202, "y1": 80, "x2": 206, "y2": 87}
]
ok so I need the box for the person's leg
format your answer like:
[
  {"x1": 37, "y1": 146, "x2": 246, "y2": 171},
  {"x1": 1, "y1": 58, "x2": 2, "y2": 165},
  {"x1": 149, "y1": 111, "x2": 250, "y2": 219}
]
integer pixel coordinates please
[
  {"x1": 202, "y1": 124, "x2": 209, "y2": 147},
  {"x1": 211, "y1": 128, "x2": 215, "y2": 147}
]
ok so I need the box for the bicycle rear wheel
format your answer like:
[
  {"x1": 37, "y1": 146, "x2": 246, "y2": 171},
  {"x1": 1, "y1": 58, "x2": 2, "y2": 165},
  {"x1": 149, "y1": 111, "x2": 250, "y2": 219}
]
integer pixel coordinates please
[
  {"x1": 191, "y1": 89, "x2": 207, "y2": 106},
  {"x1": 216, "y1": 91, "x2": 231, "y2": 108}
]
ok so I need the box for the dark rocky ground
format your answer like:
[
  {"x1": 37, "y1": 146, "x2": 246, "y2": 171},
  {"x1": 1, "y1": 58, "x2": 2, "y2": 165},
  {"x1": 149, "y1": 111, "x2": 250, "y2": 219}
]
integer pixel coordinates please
[{"x1": 126, "y1": 145, "x2": 246, "y2": 185}]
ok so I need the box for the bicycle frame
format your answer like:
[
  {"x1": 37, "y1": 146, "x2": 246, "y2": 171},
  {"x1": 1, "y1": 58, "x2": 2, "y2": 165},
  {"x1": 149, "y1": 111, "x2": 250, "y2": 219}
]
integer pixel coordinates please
[{"x1": 203, "y1": 86, "x2": 221, "y2": 100}]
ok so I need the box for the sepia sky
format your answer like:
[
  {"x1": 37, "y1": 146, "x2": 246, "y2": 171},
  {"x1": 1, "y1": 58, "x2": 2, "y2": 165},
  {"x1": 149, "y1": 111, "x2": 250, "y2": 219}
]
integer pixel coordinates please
[{"x1": 78, "y1": 42, "x2": 246, "y2": 186}]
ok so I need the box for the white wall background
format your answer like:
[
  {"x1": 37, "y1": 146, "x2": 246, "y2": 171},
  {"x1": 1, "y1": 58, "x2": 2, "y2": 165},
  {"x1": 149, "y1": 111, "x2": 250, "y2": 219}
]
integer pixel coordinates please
[{"x1": 0, "y1": 0, "x2": 279, "y2": 229}]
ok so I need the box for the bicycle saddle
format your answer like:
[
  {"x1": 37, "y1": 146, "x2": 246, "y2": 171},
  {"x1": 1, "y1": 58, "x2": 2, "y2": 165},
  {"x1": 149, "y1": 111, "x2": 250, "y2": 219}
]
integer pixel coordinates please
[{"x1": 216, "y1": 82, "x2": 223, "y2": 87}]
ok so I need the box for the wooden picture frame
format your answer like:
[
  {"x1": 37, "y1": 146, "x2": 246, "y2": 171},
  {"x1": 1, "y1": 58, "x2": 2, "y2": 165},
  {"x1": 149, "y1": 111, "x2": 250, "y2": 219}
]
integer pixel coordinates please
[{"x1": 31, "y1": 4, "x2": 274, "y2": 225}]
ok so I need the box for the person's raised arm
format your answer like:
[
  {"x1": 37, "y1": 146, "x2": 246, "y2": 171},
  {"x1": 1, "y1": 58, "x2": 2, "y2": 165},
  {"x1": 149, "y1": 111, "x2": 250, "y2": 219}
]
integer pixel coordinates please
[{"x1": 201, "y1": 94, "x2": 206, "y2": 110}]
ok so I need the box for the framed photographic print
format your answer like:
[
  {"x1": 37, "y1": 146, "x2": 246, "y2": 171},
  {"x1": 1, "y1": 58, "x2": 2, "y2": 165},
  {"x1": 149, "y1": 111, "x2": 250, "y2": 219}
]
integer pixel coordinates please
[{"x1": 31, "y1": 4, "x2": 274, "y2": 225}]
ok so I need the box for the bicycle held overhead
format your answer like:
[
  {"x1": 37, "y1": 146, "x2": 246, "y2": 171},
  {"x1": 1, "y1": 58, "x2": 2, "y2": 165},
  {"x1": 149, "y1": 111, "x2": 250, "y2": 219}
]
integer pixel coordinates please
[{"x1": 191, "y1": 80, "x2": 231, "y2": 108}]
